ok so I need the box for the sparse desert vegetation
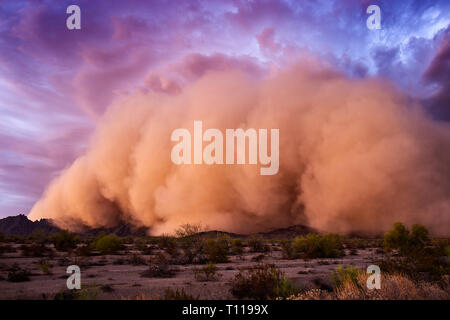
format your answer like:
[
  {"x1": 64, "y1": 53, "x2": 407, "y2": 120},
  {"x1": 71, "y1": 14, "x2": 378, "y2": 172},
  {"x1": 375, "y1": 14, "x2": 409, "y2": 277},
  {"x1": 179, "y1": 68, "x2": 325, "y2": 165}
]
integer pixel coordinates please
[
  {"x1": 230, "y1": 263, "x2": 298, "y2": 299},
  {"x1": 0, "y1": 222, "x2": 448, "y2": 300}
]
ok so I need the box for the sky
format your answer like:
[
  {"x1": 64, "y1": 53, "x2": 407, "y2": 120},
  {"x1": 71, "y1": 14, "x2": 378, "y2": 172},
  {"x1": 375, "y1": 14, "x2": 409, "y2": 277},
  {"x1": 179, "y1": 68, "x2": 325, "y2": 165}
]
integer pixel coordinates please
[{"x1": 0, "y1": 0, "x2": 449, "y2": 218}]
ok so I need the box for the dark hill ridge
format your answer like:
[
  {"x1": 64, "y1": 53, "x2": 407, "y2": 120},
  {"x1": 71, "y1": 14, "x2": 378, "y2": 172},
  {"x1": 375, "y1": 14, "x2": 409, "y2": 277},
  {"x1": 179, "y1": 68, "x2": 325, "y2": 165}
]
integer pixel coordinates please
[
  {"x1": 0, "y1": 214, "x2": 60, "y2": 236},
  {"x1": 193, "y1": 224, "x2": 316, "y2": 240},
  {"x1": 0, "y1": 215, "x2": 148, "y2": 237},
  {"x1": 257, "y1": 224, "x2": 316, "y2": 239},
  {"x1": 0, "y1": 214, "x2": 315, "y2": 239}
]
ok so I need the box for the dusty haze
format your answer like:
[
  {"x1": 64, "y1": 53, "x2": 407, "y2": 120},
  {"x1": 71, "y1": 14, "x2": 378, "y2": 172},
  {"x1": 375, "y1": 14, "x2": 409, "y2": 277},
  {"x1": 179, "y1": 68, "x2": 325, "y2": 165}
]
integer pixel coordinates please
[{"x1": 28, "y1": 62, "x2": 450, "y2": 236}]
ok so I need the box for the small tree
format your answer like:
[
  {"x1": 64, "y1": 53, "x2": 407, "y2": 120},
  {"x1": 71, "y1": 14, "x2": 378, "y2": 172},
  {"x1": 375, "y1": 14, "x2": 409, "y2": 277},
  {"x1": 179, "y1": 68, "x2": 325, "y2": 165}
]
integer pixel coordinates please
[
  {"x1": 93, "y1": 234, "x2": 123, "y2": 255},
  {"x1": 52, "y1": 230, "x2": 78, "y2": 251},
  {"x1": 175, "y1": 223, "x2": 203, "y2": 238},
  {"x1": 410, "y1": 224, "x2": 429, "y2": 247},
  {"x1": 293, "y1": 233, "x2": 344, "y2": 258},
  {"x1": 203, "y1": 234, "x2": 229, "y2": 263},
  {"x1": 384, "y1": 222, "x2": 429, "y2": 255}
]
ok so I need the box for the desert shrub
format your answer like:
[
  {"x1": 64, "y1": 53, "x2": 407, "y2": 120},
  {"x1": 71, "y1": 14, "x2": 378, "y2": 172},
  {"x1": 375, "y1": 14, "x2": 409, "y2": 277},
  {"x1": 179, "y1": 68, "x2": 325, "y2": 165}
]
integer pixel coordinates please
[
  {"x1": 28, "y1": 230, "x2": 51, "y2": 245},
  {"x1": 232, "y1": 238, "x2": 242, "y2": 247},
  {"x1": 157, "y1": 235, "x2": 178, "y2": 256},
  {"x1": 100, "y1": 284, "x2": 114, "y2": 293},
  {"x1": 158, "y1": 234, "x2": 176, "y2": 248},
  {"x1": 52, "y1": 230, "x2": 78, "y2": 251},
  {"x1": 127, "y1": 253, "x2": 146, "y2": 265},
  {"x1": 175, "y1": 224, "x2": 206, "y2": 264},
  {"x1": 194, "y1": 262, "x2": 220, "y2": 281},
  {"x1": 381, "y1": 223, "x2": 449, "y2": 280},
  {"x1": 20, "y1": 243, "x2": 53, "y2": 257},
  {"x1": 141, "y1": 253, "x2": 176, "y2": 278},
  {"x1": 384, "y1": 222, "x2": 410, "y2": 253},
  {"x1": 335, "y1": 273, "x2": 449, "y2": 300},
  {"x1": 287, "y1": 273, "x2": 449, "y2": 300},
  {"x1": 38, "y1": 259, "x2": 52, "y2": 275},
  {"x1": 7, "y1": 266, "x2": 30, "y2": 282},
  {"x1": 384, "y1": 222, "x2": 429, "y2": 255},
  {"x1": 280, "y1": 240, "x2": 297, "y2": 259},
  {"x1": 53, "y1": 290, "x2": 78, "y2": 300},
  {"x1": 134, "y1": 238, "x2": 146, "y2": 251},
  {"x1": 163, "y1": 288, "x2": 199, "y2": 300},
  {"x1": 344, "y1": 238, "x2": 368, "y2": 249},
  {"x1": 134, "y1": 238, "x2": 152, "y2": 254},
  {"x1": 231, "y1": 238, "x2": 244, "y2": 256},
  {"x1": 379, "y1": 251, "x2": 450, "y2": 281},
  {"x1": 175, "y1": 223, "x2": 203, "y2": 238},
  {"x1": 431, "y1": 238, "x2": 450, "y2": 255},
  {"x1": 54, "y1": 285, "x2": 99, "y2": 300},
  {"x1": 113, "y1": 257, "x2": 126, "y2": 265},
  {"x1": 332, "y1": 265, "x2": 360, "y2": 288},
  {"x1": 203, "y1": 234, "x2": 229, "y2": 263},
  {"x1": 293, "y1": 233, "x2": 344, "y2": 258},
  {"x1": 74, "y1": 245, "x2": 92, "y2": 257},
  {"x1": 247, "y1": 236, "x2": 269, "y2": 253},
  {"x1": 141, "y1": 264, "x2": 176, "y2": 278},
  {"x1": 446, "y1": 245, "x2": 450, "y2": 258},
  {"x1": 251, "y1": 254, "x2": 266, "y2": 262},
  {"x1": 283, "y1": 288, "x2": 332, "y2": 300},
  {"x1": 93, "y1": 234, "x2": 123, "y2": 255},
  {"x1": 409, "y1": 224, "x2": 430, "y2": 247},
  {"x1": 122, "y1": 236, "x2": 134, "y2": 245},
  {"x1": 230, "y1": 264, "x2": 298, "y2": 299}
]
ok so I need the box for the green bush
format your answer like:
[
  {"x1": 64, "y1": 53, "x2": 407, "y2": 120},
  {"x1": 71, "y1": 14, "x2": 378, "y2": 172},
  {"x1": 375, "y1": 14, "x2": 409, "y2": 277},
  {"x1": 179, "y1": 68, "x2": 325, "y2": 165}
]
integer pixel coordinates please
[
  {"x1": 379, "y1": 228, "x2": 449, "y2": 281},
  {"x1": 332, "y1": 265, "x2": 360, "y2": 288},
  {"x1": 7, "y1": 266, "x2": 30, "y2": 282},
  {"x1": 39, "y1": 259, "x2": 52, "y2": 275},
  {"x1": 127, "y1": 253, "x2": 146, "y2": 265},
  {"x1": 230, "y1": 264, "x2": 298, "y2": 299},
  {"x1": 280, "y1": 240, "x2": 297, "y2": 259},
  {"x1": 134, "y1": 238, "x2": 152, "y2": 254},
  {"x1": 384, "y1": 222, "x2": 429, "y2": 254},
  {"x1": 384, "y1": 222, "x2": 410, "y2": 251},
  {"x1": 175, "y1": 225, "x2": 205, "y2": 263},
  {"x1": 163, "y1": 288, "x2": 198, "y2": 300},
  {"x1": 194, "y1": 262, "x2": 220, "y2": 281},
  {"x1": 203, "y1": 235, "x2": 229, "y2": 263},
  {"x1": 231, "y1": 238, "x2": 244, "y2": 255},
  {"x1": 52, "y1": 230, "x2": 78, "y2": 251},
  {"x1": 158, "y1": 235, "x2": 178, "y2": 256},
  {"x1": 410, "y1": 224, "x2": 430, "y2": 247},
  {"x1": 54, "y1": 285, "x2": 99, "y2": 300},
  {"x1": 93, "y1": 234, "x2": 123, "y2": 254},
  {"x1": 293, "y1": 233, "x2": 344, "y2": 258},
  {"x1": 247, "y1": 236, "x2": 269, "y2": 253},
  {"x1": 141, "y1": 253, "x2": 176, "y2": 278}
]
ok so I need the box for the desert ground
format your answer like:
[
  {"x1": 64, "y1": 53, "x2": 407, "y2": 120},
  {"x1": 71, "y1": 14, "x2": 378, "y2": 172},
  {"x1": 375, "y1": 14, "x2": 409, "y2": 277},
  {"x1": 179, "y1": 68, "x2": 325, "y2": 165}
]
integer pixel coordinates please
[
  {"x1": 0, "y1": 224, "x2": 449, "y2": 300},
  {"x1": 0, "y1": 243, "x2": 379, "y2": 299}
]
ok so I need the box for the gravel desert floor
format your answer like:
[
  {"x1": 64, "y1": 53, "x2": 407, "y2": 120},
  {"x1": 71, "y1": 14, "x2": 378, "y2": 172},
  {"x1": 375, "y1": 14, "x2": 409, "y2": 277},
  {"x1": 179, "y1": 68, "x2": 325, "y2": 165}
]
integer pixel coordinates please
[{"x1": 0, "y1": 243, "x2": 382, "y2": 300}]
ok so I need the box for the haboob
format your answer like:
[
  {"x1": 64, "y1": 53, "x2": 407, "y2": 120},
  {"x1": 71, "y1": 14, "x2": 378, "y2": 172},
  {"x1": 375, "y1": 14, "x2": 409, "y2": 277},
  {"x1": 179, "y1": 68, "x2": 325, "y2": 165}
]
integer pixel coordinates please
[{"x1": 28, "y1": 62, "x2": 450, "y2": 236}]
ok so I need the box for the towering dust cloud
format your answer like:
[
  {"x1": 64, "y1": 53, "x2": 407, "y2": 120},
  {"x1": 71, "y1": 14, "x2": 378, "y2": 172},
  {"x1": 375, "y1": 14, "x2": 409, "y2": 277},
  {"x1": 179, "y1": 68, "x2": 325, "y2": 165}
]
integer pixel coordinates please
[{"x1": 28, "y1": 63, "x2": 450, "y2": 236}]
